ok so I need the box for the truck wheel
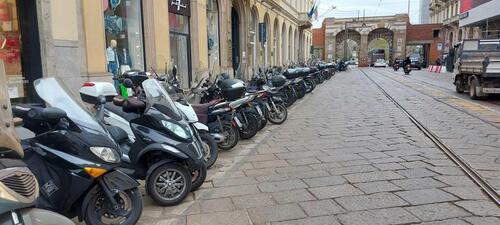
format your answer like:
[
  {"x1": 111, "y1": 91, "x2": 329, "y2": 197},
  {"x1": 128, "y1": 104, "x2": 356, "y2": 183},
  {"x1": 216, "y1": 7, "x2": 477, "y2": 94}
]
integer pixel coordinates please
[
  {"x1": 469, "y1": 78, "x2": 480, "y2": 100},
  {"x1": 455, "y1": 76, "x2": 464, "y2": 93}
]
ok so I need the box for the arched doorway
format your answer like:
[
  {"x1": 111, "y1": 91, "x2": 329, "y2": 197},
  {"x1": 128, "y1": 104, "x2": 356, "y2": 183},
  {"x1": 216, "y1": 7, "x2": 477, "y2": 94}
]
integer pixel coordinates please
[
  {"x1": 231, "y1": 7, "x2": 240, "y2": 75},
  {"x1": 368, "y1": 28, "x2": 394, "y2": 64},
  {"x1": 281, "y1": 22, "x2": 287, "y2": 65},
  {"x1": 273, "y1": 18, "x2": 279, "y2": 66},
  {"x1": 336, "y1": 29, "x2": 361, "y2": 61}
]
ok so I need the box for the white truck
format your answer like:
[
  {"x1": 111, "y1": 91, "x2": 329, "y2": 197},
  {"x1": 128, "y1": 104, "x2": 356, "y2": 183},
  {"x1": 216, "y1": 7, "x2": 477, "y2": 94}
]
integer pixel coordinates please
[{"x1": 453, "y1": 39, "x2": 500, "y2": 99}]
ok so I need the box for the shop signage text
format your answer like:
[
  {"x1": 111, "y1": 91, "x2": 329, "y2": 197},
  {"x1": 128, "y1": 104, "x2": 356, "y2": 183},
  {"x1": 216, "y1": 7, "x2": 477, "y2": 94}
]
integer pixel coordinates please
[{"x1": 169, "y1": 0, "x2": 190, "y2": 16}]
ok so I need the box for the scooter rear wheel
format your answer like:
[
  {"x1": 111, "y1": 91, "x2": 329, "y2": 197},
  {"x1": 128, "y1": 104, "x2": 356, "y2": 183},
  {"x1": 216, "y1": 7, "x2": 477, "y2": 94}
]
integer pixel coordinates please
[{"x1": 147, "y1": 163, "x2": 192, "y2": 206}]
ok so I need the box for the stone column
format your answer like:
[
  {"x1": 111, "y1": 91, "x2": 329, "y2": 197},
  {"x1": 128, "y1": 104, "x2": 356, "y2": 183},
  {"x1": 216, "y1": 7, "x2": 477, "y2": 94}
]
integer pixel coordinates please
[
  {"x1": 142, "y1": 0, "x2": 170, "y2": 72},
  {"x1": 190, "y1": 0, "x2": 209, "y2": 84},
  {"x1": 359, "y1": 34, "x2": 369, "y2": 67}
]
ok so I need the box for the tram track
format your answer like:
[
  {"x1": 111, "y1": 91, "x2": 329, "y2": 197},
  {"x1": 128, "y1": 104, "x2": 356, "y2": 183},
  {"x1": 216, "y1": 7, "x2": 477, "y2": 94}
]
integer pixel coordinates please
[
  {"x1": 360, "y1": 68, "x2": 500, "y2": 206},
  {"x1": 367, "y1": 68, "x2": 500, "y2": 130}
]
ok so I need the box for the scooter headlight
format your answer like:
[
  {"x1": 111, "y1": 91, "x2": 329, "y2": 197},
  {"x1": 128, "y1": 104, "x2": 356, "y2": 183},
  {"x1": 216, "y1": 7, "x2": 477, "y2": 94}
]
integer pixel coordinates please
[
  {"x1": 90, "y1": 147, "x2": 120, "y2": 163},
  {"x1": 162, "y1": 120, "x2": 191, "y2": 139}
]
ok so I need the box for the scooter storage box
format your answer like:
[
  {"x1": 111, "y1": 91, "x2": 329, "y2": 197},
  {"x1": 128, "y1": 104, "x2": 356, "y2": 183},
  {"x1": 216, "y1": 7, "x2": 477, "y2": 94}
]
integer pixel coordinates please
[
  {"x1": 219, "y1": 79, "x2": 246, "y2": 101},
  {"x1": 271, "y1": 75, "x2": 286, "y2": 87},
  {"x1": 80, "y1": 82, "x2": 117, "y2": 105}
]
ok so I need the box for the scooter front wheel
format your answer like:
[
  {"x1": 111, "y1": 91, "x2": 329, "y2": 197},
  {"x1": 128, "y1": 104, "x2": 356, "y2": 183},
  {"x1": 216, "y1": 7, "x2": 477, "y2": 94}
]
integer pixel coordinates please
[
  {"x1": 84, "y1": 187, "x2": 143, "y2": 225},
  {"x1": 191, "y1": 164, "x2": 207, "y2": 191},
  {"x1": 200, "y1": 132, "x2": 218, "y2": 168},
  {"x1": 147, "y1": 163, "x2": 192, "y2": 206},
  {"x1": 218, "y1": 121, "x2": 240, "y2": 151}
]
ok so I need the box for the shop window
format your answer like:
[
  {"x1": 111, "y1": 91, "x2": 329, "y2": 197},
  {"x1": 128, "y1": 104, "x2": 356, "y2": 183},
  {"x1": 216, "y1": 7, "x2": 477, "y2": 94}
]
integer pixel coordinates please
[
  {"x1": 207, "y1": 0, "x2": 220, "y2": 74},
  {"x1": 104, "y1": 0, "x2": 145, "y2": 78},
  {"x1": 1, "y1": 0, "x2": 23, "y2": 99},
  {"x1": 169, "y1": 13, "x2": 191, "y2": 89}
]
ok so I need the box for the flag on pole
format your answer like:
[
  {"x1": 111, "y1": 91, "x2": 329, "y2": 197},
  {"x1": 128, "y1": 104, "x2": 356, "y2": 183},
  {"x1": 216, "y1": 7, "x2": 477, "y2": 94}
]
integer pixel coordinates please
[{"x1": 308, "y1": 0, "x2": 321, "y2": 19}]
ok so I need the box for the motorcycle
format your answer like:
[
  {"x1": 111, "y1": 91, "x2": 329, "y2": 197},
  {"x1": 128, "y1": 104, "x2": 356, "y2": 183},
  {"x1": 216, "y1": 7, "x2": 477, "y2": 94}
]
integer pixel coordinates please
[
  {"x1": 14, "y1": 77, "x2": 143, "y2": 225},
  {"x1": 0, "y1": 79, "x2": 74, "y2": 225},
  {"x1": 80, "y1": 78, "x2": 207, "y2": 206},
  {"x1": 404, "y1": 64, "x2": 411, "y2": 75},
  {"x1": 393, "y1": 63, "x2": 400, "y2": 71}
]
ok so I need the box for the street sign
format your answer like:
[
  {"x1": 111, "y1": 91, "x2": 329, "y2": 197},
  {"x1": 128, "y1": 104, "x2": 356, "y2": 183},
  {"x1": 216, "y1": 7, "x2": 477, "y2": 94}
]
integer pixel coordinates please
[{"x1": 169, "y1": 0, "x2": 190, "y2": 16}]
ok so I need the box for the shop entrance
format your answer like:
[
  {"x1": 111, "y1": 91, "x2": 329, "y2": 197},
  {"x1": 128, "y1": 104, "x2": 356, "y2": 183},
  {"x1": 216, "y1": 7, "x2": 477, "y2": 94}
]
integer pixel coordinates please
[
  {"x1": 231, "y1": 7, "x2": 240, "y2": 75},
  {"x1": 2, "y1": 0, "x2": 43, "y2": 103}
]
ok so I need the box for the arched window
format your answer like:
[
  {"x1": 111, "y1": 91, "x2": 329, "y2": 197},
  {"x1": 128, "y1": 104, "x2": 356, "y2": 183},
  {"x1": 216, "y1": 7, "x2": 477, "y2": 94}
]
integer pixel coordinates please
[{"x1": 207, "y1": 0, "x2": 220, "y2": 74}]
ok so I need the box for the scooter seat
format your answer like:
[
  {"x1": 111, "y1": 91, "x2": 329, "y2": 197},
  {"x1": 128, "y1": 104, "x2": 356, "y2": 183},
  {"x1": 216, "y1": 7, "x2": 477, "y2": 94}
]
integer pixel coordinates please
[
  {"x1": 105, "y1": 103, "x2": 140, "y2": 122},
  {"x1": 191, "y1": 100, "x2": 220, "y2": 124}
]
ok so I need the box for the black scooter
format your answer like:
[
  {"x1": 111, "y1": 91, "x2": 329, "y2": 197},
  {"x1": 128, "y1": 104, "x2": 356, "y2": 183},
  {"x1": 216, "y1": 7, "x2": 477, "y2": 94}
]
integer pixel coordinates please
[
  {"x1": 14, "y1": 77, "x2": 143, "y2": 225},
  {"x1": 80, "y1": 78, "x2": 206, "y2": 206}
]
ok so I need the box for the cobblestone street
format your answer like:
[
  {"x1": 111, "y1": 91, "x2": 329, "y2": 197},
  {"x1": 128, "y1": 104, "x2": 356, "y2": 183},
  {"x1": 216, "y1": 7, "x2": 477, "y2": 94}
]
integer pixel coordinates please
[{"x1": 137, "y1": 68, "x2": 500, "y2": 225}]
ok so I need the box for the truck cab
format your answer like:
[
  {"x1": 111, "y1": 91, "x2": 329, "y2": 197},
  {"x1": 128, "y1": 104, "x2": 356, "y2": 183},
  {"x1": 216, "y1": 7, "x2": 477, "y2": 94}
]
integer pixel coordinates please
[{"x1": 453, "y1": 39, "x2": 500, "y2": 99}]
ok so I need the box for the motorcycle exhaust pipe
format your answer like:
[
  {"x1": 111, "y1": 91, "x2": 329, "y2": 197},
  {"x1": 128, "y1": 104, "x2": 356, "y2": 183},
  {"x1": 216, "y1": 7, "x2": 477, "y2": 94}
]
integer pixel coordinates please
[{"x1": 209, "y1": 133, "x2": 226, "y2": 143}]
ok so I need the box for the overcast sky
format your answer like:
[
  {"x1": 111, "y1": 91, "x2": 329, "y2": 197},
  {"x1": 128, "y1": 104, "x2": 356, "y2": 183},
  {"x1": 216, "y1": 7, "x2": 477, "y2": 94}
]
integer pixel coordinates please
[{"x1": 312, "y1": 0, "x2": 422, "y2": 28}]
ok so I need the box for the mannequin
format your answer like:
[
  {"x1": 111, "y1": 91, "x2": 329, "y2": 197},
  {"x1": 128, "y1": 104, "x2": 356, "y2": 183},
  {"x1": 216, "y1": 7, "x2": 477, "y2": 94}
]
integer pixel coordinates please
[{"x1": 106, "y1": 39, "x2": 119, "y2": 85}]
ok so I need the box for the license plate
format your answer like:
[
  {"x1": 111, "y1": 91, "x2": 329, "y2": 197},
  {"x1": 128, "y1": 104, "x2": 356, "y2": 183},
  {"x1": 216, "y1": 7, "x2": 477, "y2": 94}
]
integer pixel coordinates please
[
  {"x1": 265, "y1": 102, "x2": 272, "y2": 111},
  {"x1": 482, "y1": 88, "x2": 500, "y2": 94},
  {"x1": 255, "y1": 106, "x2": 263, "y2": 117},
  {"x1": 233, "y1": 116, "x2": 243, "y2": 127}
]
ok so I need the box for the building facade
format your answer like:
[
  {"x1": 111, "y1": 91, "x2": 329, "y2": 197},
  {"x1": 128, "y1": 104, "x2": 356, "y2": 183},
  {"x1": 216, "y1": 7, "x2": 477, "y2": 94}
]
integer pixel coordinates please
[
  {"x1": 2, "y1": 0, "x2": 313, "y2": 103},
  {"x1": 459, "y1": 0, "x2": 500, "y2": 40},
  {"x1": 420, "y1": 0, "x2": 430, "y2": 24},
  {"x1": 429, "y1": 0, "x2": 460, "y2": 53}
]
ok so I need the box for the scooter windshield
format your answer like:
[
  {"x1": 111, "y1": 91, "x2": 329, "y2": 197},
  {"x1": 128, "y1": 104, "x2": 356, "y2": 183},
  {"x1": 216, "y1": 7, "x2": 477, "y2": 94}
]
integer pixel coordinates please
[
  {"x1": 143, "y1": 79, "x2": 183, "y2": 121},
  {"x1": 34, "y1": 77, "x2": 107, "y2": 134}
]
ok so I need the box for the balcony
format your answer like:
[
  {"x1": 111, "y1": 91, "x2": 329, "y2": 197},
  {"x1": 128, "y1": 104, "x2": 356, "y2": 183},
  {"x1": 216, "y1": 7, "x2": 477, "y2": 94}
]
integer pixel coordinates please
[
  {"x1": 443, "y1": 14, "x2": 459, "y2": 25},
  {"x1": 298, "y1": 13, "x2": 312, "y2": 29}
]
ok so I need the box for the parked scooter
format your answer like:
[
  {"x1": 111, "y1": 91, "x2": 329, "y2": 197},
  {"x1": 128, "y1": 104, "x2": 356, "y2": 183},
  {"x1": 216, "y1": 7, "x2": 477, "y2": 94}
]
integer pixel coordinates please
[
  {"x1": 0, "y1": 77, "x2": 75, "y2": 225},
  {"x1": 80, "y1": 78, "x2": 207, "y2": 206},
  {"x1": 156, "y1": 68, "x2": 219, "y2": 168},
  {"x1": 14, "y1": 77, "x2": 143, "y2": 225}
]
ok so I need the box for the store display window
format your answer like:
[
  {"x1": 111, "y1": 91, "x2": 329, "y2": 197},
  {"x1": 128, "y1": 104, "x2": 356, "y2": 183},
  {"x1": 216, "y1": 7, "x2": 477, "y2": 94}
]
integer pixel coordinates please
[
  {"x1": 0, "y1": 0, "x2": 23, "y2": 99},
  {"x1": 104, "y1": 0, "x2": 145, "y2": 78}
]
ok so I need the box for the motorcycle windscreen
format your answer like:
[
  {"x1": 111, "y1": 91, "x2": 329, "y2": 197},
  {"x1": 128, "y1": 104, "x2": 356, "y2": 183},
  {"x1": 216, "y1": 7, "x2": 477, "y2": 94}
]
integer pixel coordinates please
[
  {"x1": 33, "y1": 77, "x2": 107, "y2": 134},
  {"x1": 143, "y1": 79, "x2": 183, "y2": 121}
]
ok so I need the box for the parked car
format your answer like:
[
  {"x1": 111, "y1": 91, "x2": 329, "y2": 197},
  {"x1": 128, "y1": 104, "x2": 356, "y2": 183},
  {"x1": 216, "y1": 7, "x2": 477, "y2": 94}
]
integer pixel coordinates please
[
  {"x1": 410, "y1": 58, "x2": 422, "y2": 70},
  {"x1": 374, "y1": 59, "x2": 388, "y2": 67}
]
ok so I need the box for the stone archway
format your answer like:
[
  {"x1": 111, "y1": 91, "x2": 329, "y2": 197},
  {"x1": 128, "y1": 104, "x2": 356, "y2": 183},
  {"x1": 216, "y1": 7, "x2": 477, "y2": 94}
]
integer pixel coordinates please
[
  {"x1": 336, "y1": 29, "x2": 361, "y2": 61},
  {"x1": 281, "y1": 22, "x2": 287, "y2": 65},
  {"x1": 263, "y1": 13, "x2": 270, "y2": 67},
  {"x1": 368, "y1": 28, "x2": 394, "y2": 63}
]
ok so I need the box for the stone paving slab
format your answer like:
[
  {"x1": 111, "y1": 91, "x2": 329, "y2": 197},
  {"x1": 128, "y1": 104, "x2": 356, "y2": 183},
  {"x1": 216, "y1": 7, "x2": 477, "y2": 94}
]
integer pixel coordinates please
[{"x1": 135, "y1": 69, "x2": 500, "y2": 225}]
